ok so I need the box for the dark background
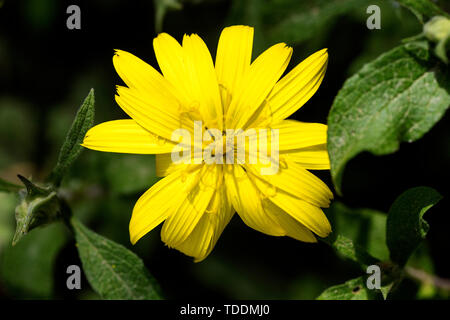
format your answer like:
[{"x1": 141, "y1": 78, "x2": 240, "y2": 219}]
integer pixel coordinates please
[{"x1": 0, "y1": 0, "x2": 449, "y2": 299}]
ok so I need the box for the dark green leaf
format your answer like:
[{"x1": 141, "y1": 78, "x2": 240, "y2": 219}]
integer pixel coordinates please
[
  {"x1": 386, "y1": 186, "x2": 442, "y2": 266},
  {"x1": 17, "y1": 174, "x2": 47, "y2": 196},
  {"x1": 48, "y1": 89, "x2": 95, "y2": 187},
  {"x1": 317, "y1": 276, "x2": 383, "y2": 300},
  {"x1": 71, "y1": 217, "x2": 162, "y2": 300},
  {"x1": 327, "y1": 41, "x2": 450, "y2": 194},
  {"x1": 0, "y1": 223, "x2": 67, "y2": 298},
  {"x1": 0, "y1": 177, "x2": 22, "y2": 193},
  {"x1": 396, "y1": 0, "x2": 449, "y2": 24},
  {"x1": 326, "y1": 202, "x2": 389, "y2": 261},
  {"x1": 321, "y1": 234, "x2": 378, "y2": 270}
]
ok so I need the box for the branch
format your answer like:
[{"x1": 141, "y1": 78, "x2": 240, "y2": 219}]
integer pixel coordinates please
[{"x1": 405, "y1": 266, "x2": 450, "y2": 291}]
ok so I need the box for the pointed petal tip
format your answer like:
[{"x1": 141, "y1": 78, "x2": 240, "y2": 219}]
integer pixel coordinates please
[
  {"x1": 278, "y1": 42, "x2": 292, "y2": 50},
  {"x1": 193, "y1": 255, "x2": 208, "y2": 263},
  {"x1": 113, "y1": 49, "x2": 126, "y2": 58},
  {"x1": 300, "y1": 234, "x2": 318, "y2": 243},
  {"x1": 319, "y1": 48, "x2": 328, "y2": 58},
  {"x1": 129, "y1": 226, "x2": 141, "y2": 245},
  {"x1": 129, "y1": 235, "x2": 138, "y2": 245},
  {"x1": 321, "y1": 223, "x2": 332, "y2": 238}
]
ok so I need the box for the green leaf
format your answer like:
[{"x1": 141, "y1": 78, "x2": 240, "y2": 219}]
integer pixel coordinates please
[
  {"x1": 326, "y1": 202, "x2": 389, "y2": 261},
  {"x1": 386, "y1": 186, "x2": 442, "y2": 266},
  {"x1": 0, "y1": 223, "x2": 67, "y2": 298},
  {"x1": 317, "y1": 276, "x2": 383, "y2": 300},
  {"x1": 380, "y1": 282, "x2": 395, "y2": 300},
  {"x1": 48, "y1": 89, "x2": 95, "y2": 187},
  {"x1": 327, "y1": 40, "x2": 450, "y2": 194},
  {"x1": 396, "y1": 0, "x2": 449, "y2": 24},
  {"x1": 321, "y1": 234, "x2": 378, "y2": 270},
  {"x1": 0, "y1": 177, "x2": 22, "y2": 193},
  {"x1": 71, "y1": 217, "x2": 162, "y2": 300}
]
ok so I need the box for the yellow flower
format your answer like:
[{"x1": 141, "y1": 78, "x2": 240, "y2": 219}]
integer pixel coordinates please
[{"x1": 82, "y1": 25, "x2": 333, "y2": 262}]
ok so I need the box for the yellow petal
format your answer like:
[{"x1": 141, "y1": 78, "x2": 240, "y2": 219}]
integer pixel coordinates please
[
  {"x1": 215, "y1": 25, "x2": 254, "y2": 112},
  {"x1": 247, "y1": 159, "x2": 331, "y2": 237},
  {"x1": 153, "y1": 32, "x2": 221, "y2": 129},
  {"x1": 129, "y1": 168, "x2": 193, "y2": 245},
  {"x1": 270, "y1": 119, "x2": 330, "y2": 169},
  {"x1": 182, "y1": 34, "x2": 223, "y2": 130},
  {"x1": 225, "y1": 43, "x2": 292, "y2": 129},
  {"x1": 224, "y1": 165, "x2": 285, "y2": 236},
  {"x1": 284, "y1": 146, "x2": 330, "y2": 170},
  {"x1": 153, "y1": 33, "x2": 191, "y2": 103},
  {"x1": 272, "y1": 120, "x2": 328, "y2": 151},
  {"x1": 82, "y1": 120, "x2": 175, "y2": 154},
  {"x1": 155, "y1": 153, "x2": 181, "y2": 177},
  {"x1": 113, "y1": 50, "x2": 180, "y2": 104},
  {"x1": 161, "y1": 165, "x2": 219, "y2": 247},
  {"x1": 175, "y1": 182, "x2": 234, "y2": 262},
  {"x1": 115, "y1": 86, "x2": 193, "y2": 142},
  {"x1": 256, "y1": 49, "x2": 328, "y2": 126},
  {"x1": 262, "y1": 199, "x2": 317, "y2": 242},
  {"x1": 268, "y1": 191, "x2": 331, "y2": 237},
  {"x1": 246, "y1": 158, "x2": 333, "y2": 208}
]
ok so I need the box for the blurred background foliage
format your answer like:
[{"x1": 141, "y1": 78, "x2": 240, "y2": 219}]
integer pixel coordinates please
[{"x1": 0, "y1": 0, "x2": 449, "y2": 299}]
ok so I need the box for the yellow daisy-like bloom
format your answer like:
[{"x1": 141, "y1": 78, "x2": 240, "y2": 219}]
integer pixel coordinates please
[{"x1": 82, "y1": 25, "x2": 333, "y2": 262}]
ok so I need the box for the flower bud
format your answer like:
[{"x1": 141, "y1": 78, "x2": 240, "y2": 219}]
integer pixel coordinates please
[
  {"x1": 12, "y1": 175, "x2": 66, "y2": 245},
  {"x1": 424, "y1": 16, "x2": 450, "y2": 42}
]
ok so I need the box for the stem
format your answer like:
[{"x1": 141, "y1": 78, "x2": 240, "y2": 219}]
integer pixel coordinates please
[
  {"x1": 405, "y1": 266, "x2": 450, "y2": 291},
  {"x1": 59, "y1": 195, "x2": 75, "y2": 235}
]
